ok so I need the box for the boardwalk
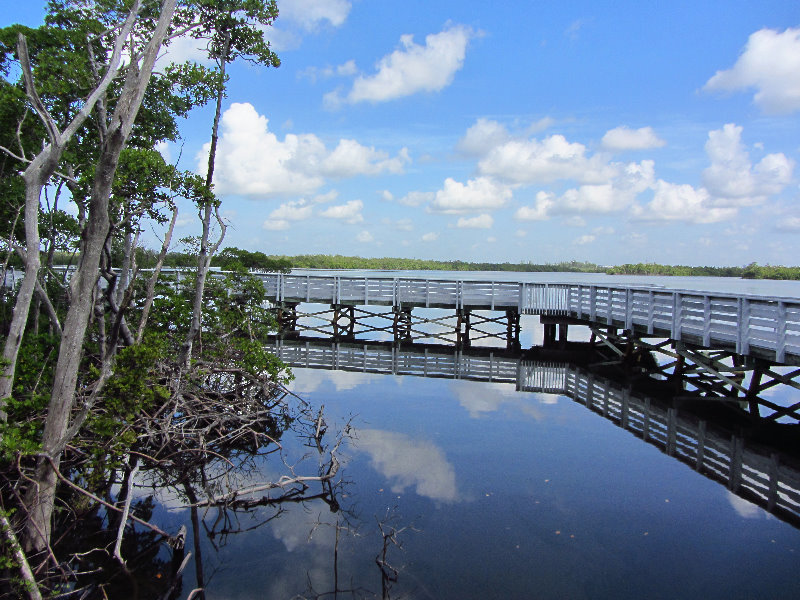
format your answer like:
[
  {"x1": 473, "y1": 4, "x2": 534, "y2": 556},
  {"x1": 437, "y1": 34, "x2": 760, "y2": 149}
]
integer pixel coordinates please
[
  {"x1": 270, "y1": 337, "x2": 800, "y2": 530},
  {"x1": 256, "y1": 273, "x2": 800, "y2": 365}
]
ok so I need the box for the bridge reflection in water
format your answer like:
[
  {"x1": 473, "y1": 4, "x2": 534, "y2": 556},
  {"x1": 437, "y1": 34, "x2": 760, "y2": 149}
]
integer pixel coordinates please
[{"x1": 268, "y1": 336, "x2": 800, "y2": 530}]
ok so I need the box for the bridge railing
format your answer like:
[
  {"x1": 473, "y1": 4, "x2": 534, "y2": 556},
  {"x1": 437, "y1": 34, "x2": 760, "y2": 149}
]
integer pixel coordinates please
[
  {"x1": 258, "y1": 273, "x2": 800, "y2": 363},
  {"x1": 564, "y1": 284, "x2": 800, "y2": 362}
]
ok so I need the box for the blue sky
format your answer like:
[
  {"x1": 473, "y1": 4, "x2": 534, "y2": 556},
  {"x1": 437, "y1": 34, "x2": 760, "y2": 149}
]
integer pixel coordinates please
[{"x1": 5, "y1": 1, "x2": 800, "y2": 266}]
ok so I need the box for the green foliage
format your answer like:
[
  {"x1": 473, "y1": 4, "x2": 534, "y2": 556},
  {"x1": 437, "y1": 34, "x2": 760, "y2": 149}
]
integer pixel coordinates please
[
  {"x1": 80, "y1": 339, "x2": 170, "y2": 481},
  {"x1": 0, "y1": 334, "x2": 58, "y2": 460},
  {"x1": 742, "y1": 262, "x2": 800, "y2": 280}
]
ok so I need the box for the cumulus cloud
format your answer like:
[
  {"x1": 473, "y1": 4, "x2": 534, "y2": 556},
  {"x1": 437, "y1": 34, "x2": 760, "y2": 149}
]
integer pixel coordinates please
[
  {"x1": 514, "y1": 160, "x2": 655, "y2": 220},
  {"x1": 319, "y1": 199, "x2": 364, "y2": 223},
  {"x1": 574, "y1": 234, "x2": 596, "y2": 245},
  {"x1": 422, "y1": 232, "x2": 439, "y2": 242},
  {"x1": 278, "y1": 0, "x2": 352, "y2": 30},
  {"x1": 457, "y1": 118, "x2": 511, "y2": 155},
  {"x1": 702, "y1": 123, "x2": 793, "y2": 206},
  {"x1": 601, "y1": 126, "x2": 666, "y2": 151},
  {"x1": 515, "y1": 191, "x2": 554, "y2": 221},
  {"x1": 633, "y1": 180, "x2": 737, "y2": 223},
  {"x1": 197, "y1": 103, "x2": 408, "y2": 198},
  {"x1": 262, "y1": 199, "x2": 314, "y2": 230},
  {"x1": 456, "y1": 214, "x2": 493, "y2": 229},
  {"x1": 321, "y1": 140, "x2": 410, "y2": 177},
  {"x1": 704, "y1": 27, "x2": 800, "y2": 114},
  {"x1": 478, "y1": 134, "x2": 613, "y2": 185},
  {"x1": 430, "y1": 177, "x2": 512, "y2": 213},
  {"x1": 356, "y1": 230, "x2": 374, "y2": 242},
  {"x1": 353, "y1": 428, "x2": 458, "y2": 502},
  {"x1": 333, "y1": 24, "x2": 475, "y2": 104}
]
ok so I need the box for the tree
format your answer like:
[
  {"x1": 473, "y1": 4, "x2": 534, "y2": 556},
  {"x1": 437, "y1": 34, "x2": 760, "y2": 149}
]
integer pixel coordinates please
[
  {"x1": 0, "y1": 0, "x2": 291, "y2": 584},
  {"x1": 12, "y1": 0, "x2": 180, "y2": 553},
  {"x1": 178, "y1": 0, "x2": 280, "y2": 366}
]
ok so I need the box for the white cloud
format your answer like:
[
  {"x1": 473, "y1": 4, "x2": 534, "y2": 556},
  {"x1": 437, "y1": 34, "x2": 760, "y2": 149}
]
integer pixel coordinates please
[
  {"x1": 633, "y1": 180, "x2": 737, "y2": 223},
  {"x1": 158, "y1": 34, "x2": 210, "y2": 68},
  {"x1": 601, "y1": 126, "x2": 666, "y2": 151},
  {"x1": 262, "y1": 199, "x2": 314, "y2": 230},
  {"x1": 278, "y1": 0, "x2": 352, "y2": 30},
  {"x1": 319, "y1": 199, "x2": 364, "y2": 223},
  {"x1": 513, "y1": 160, "x2": 655, "y2": 220},
  {"x1": 704, "y1": 27, "x2": 800, "y2": 114},
  {"x1": 321, "y1": 140, "x2": 410, "y2": 177},
  {"x1": 154, "y1": 140, "x2": 171, "y2": 163},
  {"x1": 269, "y1": 199, "x2": 314, "y2": 221},
  {"x1": 478, "y1": 134, "x2": 613, "y2": 185},
  {"x1": 574, "y1": 234, "x2": 596, "y2": 245},
  {"x1": 299, "y1": 59, "x2": 358, "y2": 82},
  {"x1": 422, "y1": 232, "x2": 439, "y2": 242},
  {"x1": 702, "y1": 123, "x2": 793, "y2": 206},
  {"x1": 353, "y1": 428, "x2": 458, "y2": 502},
  {"x1": 515, "y1": 191, "x2": 555, "y2": 221},
  {"x1": 457, "y1": 118, "x2": 510, "y2": 155},
  {"x1": 198, "y1": 103, "x2": 408, "y2": 198},
  {"x1": 430, "y1": 177, "x2": 512, "y2": 214},
  {"x1": 456, "y1": 214, "x2": 493, "y2": 229},
  {"x1": 356, "y1": 230, "x2": 374, "y2": 242},
  {"x1": 341, "y1": 24, "x2": 475, "y2": 103}
]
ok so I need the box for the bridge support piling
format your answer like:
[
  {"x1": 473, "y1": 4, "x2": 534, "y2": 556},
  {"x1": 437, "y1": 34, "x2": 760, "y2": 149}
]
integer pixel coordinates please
[
  {"x1": 277, "y1": 302, "x2": 299, "y2": 333},
  {"x1": 393, "y1": 307, "x2": 412, "y2": 341}
]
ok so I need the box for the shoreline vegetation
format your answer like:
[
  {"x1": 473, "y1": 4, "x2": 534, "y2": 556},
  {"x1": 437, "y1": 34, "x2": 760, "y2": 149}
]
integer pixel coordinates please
[{"x1": 123, "y1": 248, "x2": 800, "y2": 280}]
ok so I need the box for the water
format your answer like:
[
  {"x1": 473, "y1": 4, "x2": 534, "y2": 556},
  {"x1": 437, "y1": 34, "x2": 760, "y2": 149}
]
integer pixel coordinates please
[
  {"x1": 149, "y1": 271, "x2": 800, "y2": 599},
  {"x1": 162, "y1": 364, "x2": 800, "y2": 599}
]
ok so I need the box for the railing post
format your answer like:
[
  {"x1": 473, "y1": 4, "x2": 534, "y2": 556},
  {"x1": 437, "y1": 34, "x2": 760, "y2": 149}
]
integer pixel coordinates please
[
  {"x1": 671, "y1": 292, "x2": 681, "y2": 340},
  {"x1": 703, "y1": 295, "x2": 712, "y2": 346},
  {"x1": 777, "y1": 301, "x2": 787, "y2": 363},
  {"x1": 741, "y1": 298, "x2": 751, "y2": 355},
  {"x1": 625, "y1": 287, "x2": 633, "y2": 330},
  {"x1": 590, "y1": 286, "x2": 596, "y2": 322}
]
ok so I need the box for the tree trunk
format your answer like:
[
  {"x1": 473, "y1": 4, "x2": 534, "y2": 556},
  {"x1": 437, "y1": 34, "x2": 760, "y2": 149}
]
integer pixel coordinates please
[
  {"x1": 0, "y1": 6, "x2": 141, "y2": 414},
  {"x1": 0, "y1": 157, "x2": 54, "y2": 418},
  {"x1": 178, "y1": 31, "x2": 231, "y2": 367},
  {"x1": 22, "y1": 0, "x2": 178, "y2": 553}
]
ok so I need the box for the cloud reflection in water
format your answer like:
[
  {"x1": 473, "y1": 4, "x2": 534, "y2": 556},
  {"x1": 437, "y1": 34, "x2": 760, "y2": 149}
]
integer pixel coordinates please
[{"x1": 353, "y1": 428, "x2": 458, "y2": 502}]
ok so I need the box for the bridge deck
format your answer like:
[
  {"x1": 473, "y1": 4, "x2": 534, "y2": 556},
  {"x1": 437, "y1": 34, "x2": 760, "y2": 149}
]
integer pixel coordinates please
[{"x1": 256, "y1": 273, "x2": 800, "y2": 365}]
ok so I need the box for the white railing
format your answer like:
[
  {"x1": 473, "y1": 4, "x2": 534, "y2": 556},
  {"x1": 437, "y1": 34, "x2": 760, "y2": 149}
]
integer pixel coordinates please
[
  {"x1": 257, "y1": 274, "x2": 800, "y2": 362},
  {"x1": 565, "y1": 284, "x2": 800, "y2": 362}
]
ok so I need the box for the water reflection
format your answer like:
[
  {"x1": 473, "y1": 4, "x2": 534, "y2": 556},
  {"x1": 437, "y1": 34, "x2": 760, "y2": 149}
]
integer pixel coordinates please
[
  {"x1": 270, "y1": 336, "x2": 800, "y2": 530},
  {"x1": 353, "y1": 428, "x2": 458, "y2": 502}
]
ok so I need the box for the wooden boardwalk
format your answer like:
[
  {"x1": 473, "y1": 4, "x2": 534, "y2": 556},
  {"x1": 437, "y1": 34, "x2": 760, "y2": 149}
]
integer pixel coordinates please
[
  {"x1": 269, "y1": 337, "x2": 800, "y2": 529},
  {"x1": 256, "y1": 273, "x2": 800, "y2": 365}
]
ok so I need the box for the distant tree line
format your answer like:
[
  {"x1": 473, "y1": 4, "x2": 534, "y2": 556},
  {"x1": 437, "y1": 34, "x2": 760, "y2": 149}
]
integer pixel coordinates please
[{"x1": 36, "y1": 250, "x2": 800, "y2": 280}]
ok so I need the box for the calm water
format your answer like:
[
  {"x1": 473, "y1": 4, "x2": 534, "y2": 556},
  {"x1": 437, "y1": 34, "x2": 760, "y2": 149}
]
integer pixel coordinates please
[
  {"x1": 157, "y1": 363, "x2": 800, "y2": 599},
  {"x1": 150, "y1": 271, "x2": 800, "y2": 599}
]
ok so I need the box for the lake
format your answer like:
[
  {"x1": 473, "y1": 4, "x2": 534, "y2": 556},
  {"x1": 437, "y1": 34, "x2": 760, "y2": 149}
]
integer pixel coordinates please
[{"x1": 151, "y1": 271, "x2": 800, "y2": 599}]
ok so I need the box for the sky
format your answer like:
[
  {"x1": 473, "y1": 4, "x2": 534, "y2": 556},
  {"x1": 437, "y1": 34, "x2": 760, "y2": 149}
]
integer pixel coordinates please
[{"x1": 4, "y1": 0, "x2": 800, "y2": 266}]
